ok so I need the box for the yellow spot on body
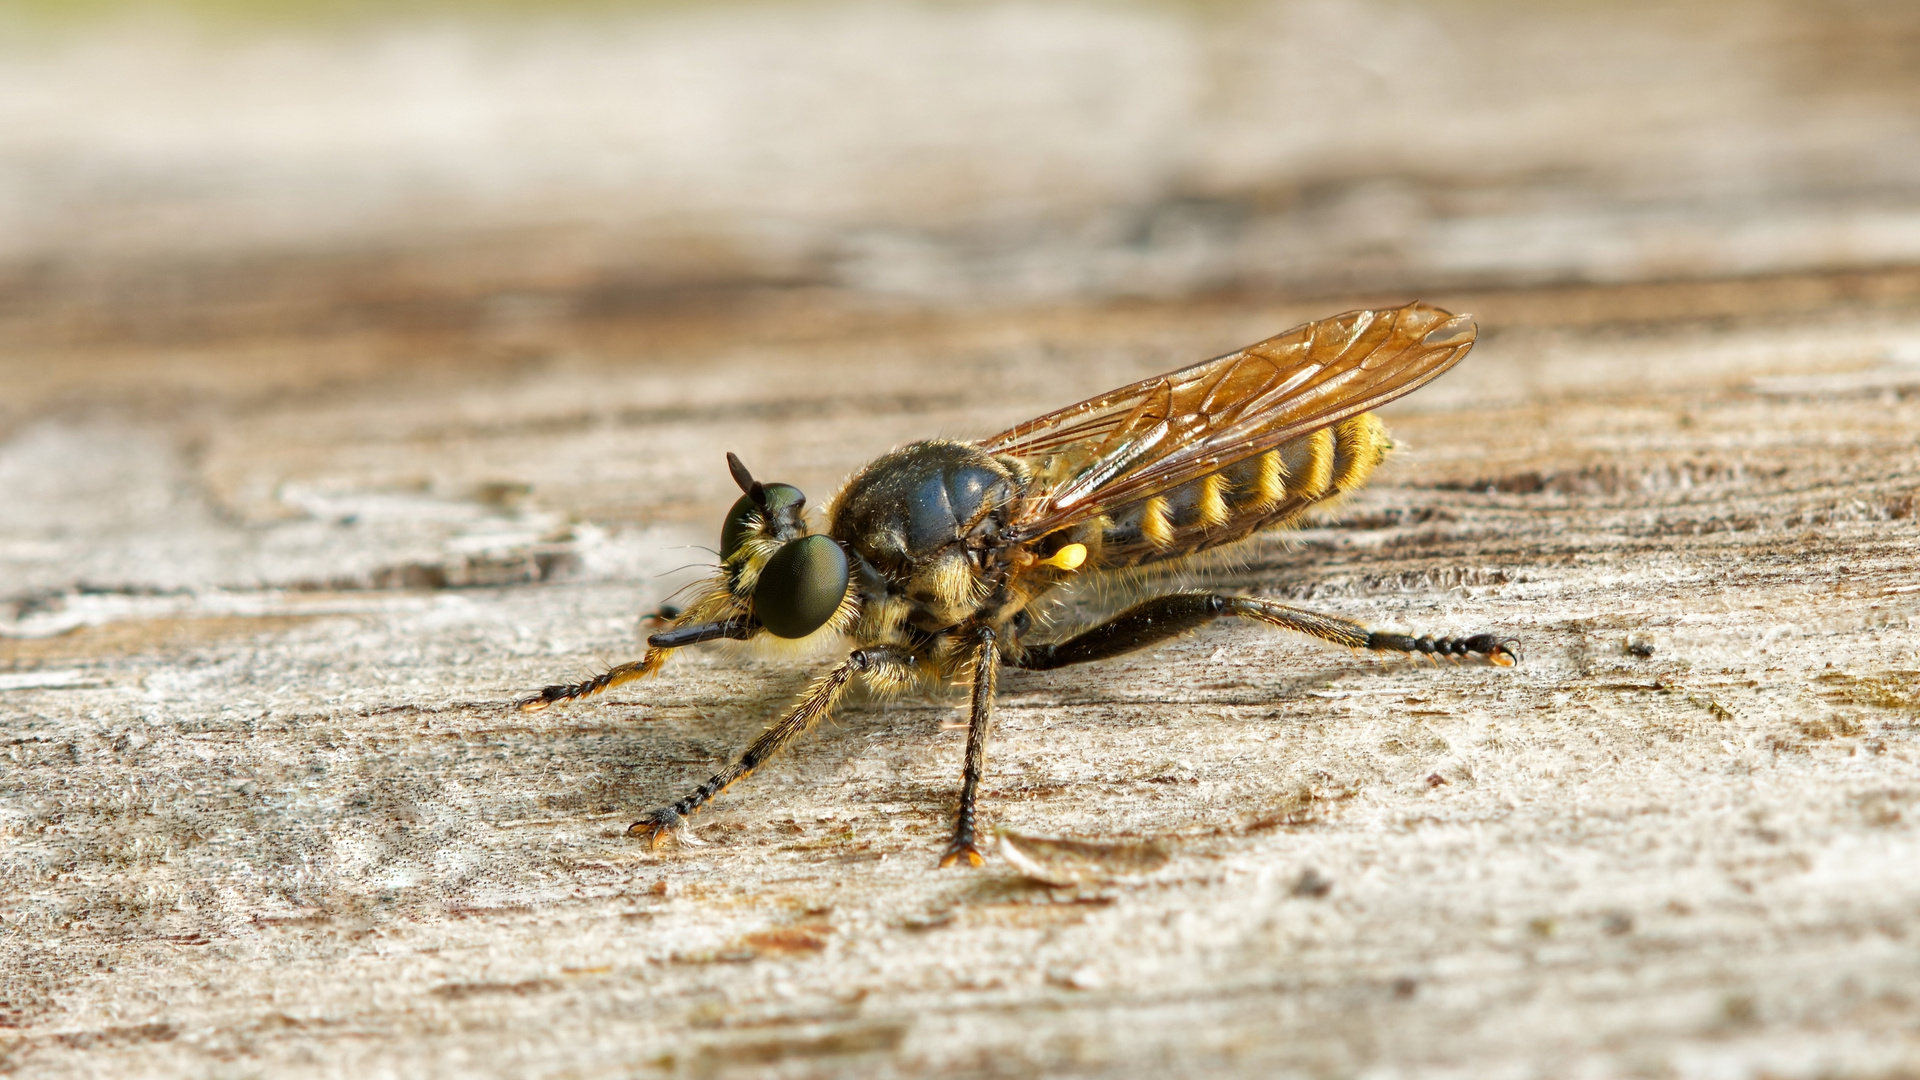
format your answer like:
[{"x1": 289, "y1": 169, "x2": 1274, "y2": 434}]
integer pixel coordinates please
[
  {"x1": 1251, "y1": 449, "x2": 1286, "y2": 512},
  {"x1": 1140, "y1": 497, "x2": 1174, "y2": 548},
  {"x1": 1040, "y1": 543, "x2": 1088, "y2": 571},
  {"x1": 1331, "y1": 413, "x2": 1391, "y2": 493},
  {"x1": 1297, "y1": 429, "x2": 1336, "y2": 500},
  {"x1": 1196, "y1": 474, "x2": 1230, "y2": 529}
]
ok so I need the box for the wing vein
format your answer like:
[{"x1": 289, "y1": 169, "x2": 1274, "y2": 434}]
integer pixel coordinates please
[{"x1": 978, "y1": 302, "x2": 1476, "y2": 541}]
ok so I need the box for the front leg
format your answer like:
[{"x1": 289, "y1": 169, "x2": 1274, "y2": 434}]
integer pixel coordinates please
[
  {"x1": 940, "y1": 628, "x2": 1000, "y2": 868},
  {"x1": 517, "y1": 616, "x2": 757, "y2": 712},
  {"x1": 629, "y1": 645, "x2": 917, "y2": 847},
  {"x1": 518, "y1": 648, "x2": 669, "y2": 712}
]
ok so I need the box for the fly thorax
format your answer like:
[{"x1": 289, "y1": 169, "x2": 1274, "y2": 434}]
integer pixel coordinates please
[{"x1": 828, "y1": 440, "x2": 1020, "y2": 631}]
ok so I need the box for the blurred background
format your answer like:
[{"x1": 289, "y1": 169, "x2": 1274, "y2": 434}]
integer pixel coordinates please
[
  {"x1": 7, "y1": 0, "x2": 1920, "y2": 319},
  {"x1": 3, "y1": 0, "x2": 1918, "y2": 605}
]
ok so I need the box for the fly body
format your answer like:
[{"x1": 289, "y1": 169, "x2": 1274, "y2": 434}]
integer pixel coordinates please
[
  {"x1": 520, "y1": 302, "x2": 1518, "y2": 866},
  {"x1": 830, "y1": 440, "x2": 1029, "y2": 638}
]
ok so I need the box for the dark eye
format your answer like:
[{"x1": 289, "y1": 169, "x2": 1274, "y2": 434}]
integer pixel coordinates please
[
  {"x1": 719, "y1": 483, "x2": 808, "y2": 561},
  {"x1": 719, "y1": 495, "x2": 759, "y2": 561},
  {"x1": 753, "y1": 535, "x2": 850, "y2": 638}
]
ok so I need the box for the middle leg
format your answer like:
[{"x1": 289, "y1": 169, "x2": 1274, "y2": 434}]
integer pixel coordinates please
[{"x1": 939, "y1": 628, "x2": 1000, "y2": 869}]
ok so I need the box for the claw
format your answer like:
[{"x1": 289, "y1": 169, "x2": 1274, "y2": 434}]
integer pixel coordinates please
[
  {"x1": 627, "y1": 807, "x2": 692, "y2": 849},
  {"x1": 1485, "y1": 638, "x2": 1522, "y2": 667},
  {"x1": 1460, "y1": 634, "x2": 1522, "y2": 667},
  {"x1": 517, "y1": 689, "x2": 561, "y2": 712},
  {"x1": 939, "y1": 841, "x2": 985, "y2": 869}
]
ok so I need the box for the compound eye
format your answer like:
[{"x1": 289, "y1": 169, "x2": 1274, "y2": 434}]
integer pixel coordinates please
[
  {"x1": 753, "y1": 535, "x2": 849, "y2": 639},
  {"x1": 719, "y1": 495, "x2": 759, "y2": 561},
  {"x1": 719, "y1": 483, "x2": 808, "y2": 561},
  {"x1": 760, "y1": 483, "x2": 806, "y2": 518}
]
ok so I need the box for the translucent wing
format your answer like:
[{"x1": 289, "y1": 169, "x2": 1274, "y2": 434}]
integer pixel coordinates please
[{"x1": 982, "y1": 302, "x2": 1476, "y2": 540}]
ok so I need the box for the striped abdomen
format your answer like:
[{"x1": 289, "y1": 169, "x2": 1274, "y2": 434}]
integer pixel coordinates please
[{"x1": 1089, "y1": 413, "x2": 1391, "y2": 569}]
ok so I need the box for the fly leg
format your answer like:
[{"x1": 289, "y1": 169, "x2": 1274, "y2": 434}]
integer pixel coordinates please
[
  {"x1": 1228, "y1": 597, "x2": 1519, "y2": 666},
  {"x1": 629, "y1": 645, "x2": 918, "y2": 848},
  {"x1": 517, "y1": 649, "x2": 669, "y2": 712},
  {"x1": 1008, "y1": 594, "x2": 1223, "y2": 670},
  {"x1": 1007, "y1": 593, "x2": 1517, "y2": 669},
  {"x1": 517, "y1": 616, "x2": 754, "y2": 711},
  {"x1": 940, "y1": 628, "x2": 1000, "y2": 869}
]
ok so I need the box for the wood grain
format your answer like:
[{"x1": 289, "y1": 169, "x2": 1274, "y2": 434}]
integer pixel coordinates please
[{"x1": 3, "y1": 270, "x2": 1918, "y2": 1077}]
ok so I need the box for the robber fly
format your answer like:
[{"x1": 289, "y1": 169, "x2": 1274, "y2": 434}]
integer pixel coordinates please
[{"x1": 519, "y1": 302, "x2": 1517, "y2": 867}]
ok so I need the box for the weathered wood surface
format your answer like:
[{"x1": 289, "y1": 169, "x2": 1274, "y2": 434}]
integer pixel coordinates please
[
  {"x1": 3, "y1": 272, "x2": 1919, "y2": 1078},
  {"x1": 7, "y1": 0, "x2": 1920, "y2": 1074}
]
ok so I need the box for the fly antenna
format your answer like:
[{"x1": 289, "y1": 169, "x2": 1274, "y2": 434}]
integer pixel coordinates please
[{"x1": 725, "y1": 452, "x2": 767, "y2": 506}]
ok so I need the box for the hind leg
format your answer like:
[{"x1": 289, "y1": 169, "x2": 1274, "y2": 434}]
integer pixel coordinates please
[{"x1": 1007, "y1": 593, "x2": 1518, "y2": 670}]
